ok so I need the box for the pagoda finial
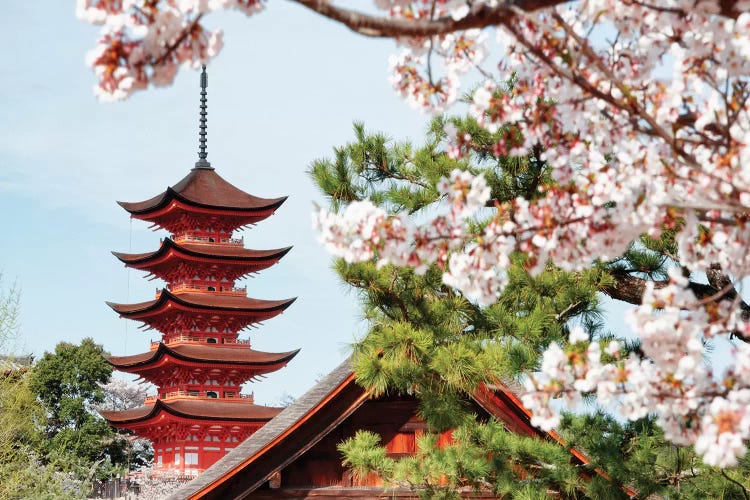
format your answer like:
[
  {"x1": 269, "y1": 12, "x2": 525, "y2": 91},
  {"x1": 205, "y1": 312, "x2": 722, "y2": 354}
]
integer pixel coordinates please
[{"x1": 195, "y1": 64, "x2": 212, "y2": 169}]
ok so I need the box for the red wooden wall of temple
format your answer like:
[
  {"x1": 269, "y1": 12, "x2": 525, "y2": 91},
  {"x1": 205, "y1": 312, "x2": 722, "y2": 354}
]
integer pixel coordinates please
[{"x1": 258, "y1": 395, "x2": 488, "y2": 491}]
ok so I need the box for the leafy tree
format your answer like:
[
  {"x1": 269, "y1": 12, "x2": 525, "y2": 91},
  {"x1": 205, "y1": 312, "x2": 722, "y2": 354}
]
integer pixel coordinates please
[
  {"x1": 29, "y1": 338, "x2": 130, "y2": 478},
  {"x1": 312, "y1": 119, "x2": 750, "y2": 498},
  {"x1": 30, "y1": 338, "x2": 111, "y2": 434},
  {"x1": 0, "y1": 276, "x2": 86, "y2": 499}
]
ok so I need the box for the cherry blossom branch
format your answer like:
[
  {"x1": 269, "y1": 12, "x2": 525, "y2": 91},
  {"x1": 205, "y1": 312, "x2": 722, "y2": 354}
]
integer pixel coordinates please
[
  {"x1": 289, "y1": 0, "x2": 569, "y2": 38},
  {"x1": 289, "y1": 0, "x2": 746, "y2": 38},
  {"x1": 150, "y1": 15, "x2": 203, "y2": 67}
]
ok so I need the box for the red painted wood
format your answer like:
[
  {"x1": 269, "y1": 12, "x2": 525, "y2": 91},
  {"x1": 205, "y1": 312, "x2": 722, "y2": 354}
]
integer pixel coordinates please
[{"x1": 104, "y1": 171, "x2": 296, "y2": 475}]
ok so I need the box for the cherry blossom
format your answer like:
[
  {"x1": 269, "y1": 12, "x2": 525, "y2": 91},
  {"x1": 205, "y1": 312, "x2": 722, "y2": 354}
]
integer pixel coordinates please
[{"x1": 77, "y1": 0, "x2": 261, "y2": 100}]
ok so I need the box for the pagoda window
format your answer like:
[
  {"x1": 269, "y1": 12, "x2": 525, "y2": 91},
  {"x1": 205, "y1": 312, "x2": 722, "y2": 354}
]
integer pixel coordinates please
[
  {"x1": 206, "y1": 338, "x2": 217, "y2": 344},
  {"x1": 188, "y1": 390, "x2": 199, "y2": 396},
  {"x1": 206, "y1": 391, "x2": 218, "y2": 398},
  {"x1": 224, "y1": 391, "x2": 236, "y2": 398},
  {"x1": 185, "y1": 453, "x2": 199, "y2": 466},
  {"x1": 208, "y1": 237, "x2": 215, "y2": 242},
  {"x1": 174, "y1": 453, "x2": 181, "y2": 465},
  {"x1": 157, "y1": 456, "x2": 163, "y2": 466}
]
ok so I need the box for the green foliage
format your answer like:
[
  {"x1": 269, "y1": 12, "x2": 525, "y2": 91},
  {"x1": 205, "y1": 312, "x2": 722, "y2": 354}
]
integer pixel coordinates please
[
  {"x1": 0, "y1": 278, "x2": 88, "y2": 499},
  {"x1": 30, "y1": 338, "x2": 111, "y2": 434},
  {"x1": 339, "y1": 421, "x2": 589, "y2": 499},
  {"x1": 558, "y1": 412, "x2": 750, "y2": 499},
  {"x1": 311, "y1": 119, "x2": 750, "y2": 498},
  {"x1": 27, "y1": 338, "x2": 133, "y2": 480}
]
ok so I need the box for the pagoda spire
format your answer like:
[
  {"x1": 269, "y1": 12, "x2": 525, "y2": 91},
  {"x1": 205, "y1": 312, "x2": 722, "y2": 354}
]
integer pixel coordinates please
[{"x1": 195, "y1": 64, "x2": 212, "y2": 170}]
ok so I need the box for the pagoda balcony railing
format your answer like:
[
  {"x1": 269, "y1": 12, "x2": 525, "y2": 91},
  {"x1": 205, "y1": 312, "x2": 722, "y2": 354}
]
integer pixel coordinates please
[
  {"x1": 172, "y1": 234, "x2": 244, "y2": 246},
  {"x1": 156, "y1": 284, "x2": 247, "y2": 298},
  {"x1": 144, "y1": 390, "x2": 254, "y2": 404},
  {"x1": 150, "y1": 337, "x2": 251, "y2": 349}
]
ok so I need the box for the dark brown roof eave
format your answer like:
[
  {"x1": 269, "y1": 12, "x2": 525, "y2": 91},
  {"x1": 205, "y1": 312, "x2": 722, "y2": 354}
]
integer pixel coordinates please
[
  {"x1": 111, "y1": 239, "x2": 293, "y2": 264},
  {"x1": 106, "y1": 291, "x2": 297, "y2": 315},
  {"x1": 100, "y1": 399, "x2": 283, "y2": 425},
  {"x1": 107, "y1": 345, "x2": 301, "y2": 369},
  {"x1": 118, "y1": 188, "x2": 288, "y2": 215}
]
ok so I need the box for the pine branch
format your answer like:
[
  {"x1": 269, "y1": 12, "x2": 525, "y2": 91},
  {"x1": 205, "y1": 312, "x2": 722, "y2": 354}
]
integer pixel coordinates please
[{"x1": 720, "y1": 470, "x2": 750, "y2": 500}]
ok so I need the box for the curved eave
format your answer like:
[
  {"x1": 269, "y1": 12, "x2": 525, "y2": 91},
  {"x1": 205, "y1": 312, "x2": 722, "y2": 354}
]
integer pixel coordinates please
[
  {"x1": 107, "y1": 344, "x2": 300, "y2": 369},
  {"x1": 111, "y1": 239, "x2": 293, "y2": 265},
  {"x1": 117, "y1": 188, "x2": 287, "y2": 215},
  {"x1": 100, "y1": 399, "x2": 282, "y2": 425},
  {"x1": 106, "y1": 290, "x2": 296, "y2": 316}
]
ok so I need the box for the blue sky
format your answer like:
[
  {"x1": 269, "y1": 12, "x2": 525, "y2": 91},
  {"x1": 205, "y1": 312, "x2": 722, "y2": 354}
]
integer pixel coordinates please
[{"x1": 0, "y1": 1, "x2": 429, "y2": 403}]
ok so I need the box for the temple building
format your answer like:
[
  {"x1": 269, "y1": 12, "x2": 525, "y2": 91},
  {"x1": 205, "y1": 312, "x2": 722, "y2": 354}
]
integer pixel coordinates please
[
  {"x1": 168, "y1": 360, "x2": 609, "y2": 499},
  {"x1": 100, "y1": 66, "x2": 298, "y2": 475}
]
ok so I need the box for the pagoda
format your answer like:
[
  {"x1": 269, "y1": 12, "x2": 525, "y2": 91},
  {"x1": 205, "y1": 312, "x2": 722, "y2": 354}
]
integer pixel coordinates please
[{"x1": 100, "y1": 66, "x2": 299, "y2": 475}]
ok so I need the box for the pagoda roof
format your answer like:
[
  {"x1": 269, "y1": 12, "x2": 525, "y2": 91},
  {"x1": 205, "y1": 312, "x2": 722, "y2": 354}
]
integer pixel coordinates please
[
  {"x1": 169, "y1": 359, "x2": 601, "y2": 500},
  {"x1": 107, "y1": 289, "x2": 296, "y2": 316},
  {"x1": 112, "y1": 238, "x2": 292, "y2": 265},
  {"x1": 100, "y1": 399, "x2": 282, "y2": 425},
  {"x1": 107, "y1": 343, "x2": 300, "y2": 369},
  {"x1": 117, "y1": 167, "x2": 287, "y2": 215}
]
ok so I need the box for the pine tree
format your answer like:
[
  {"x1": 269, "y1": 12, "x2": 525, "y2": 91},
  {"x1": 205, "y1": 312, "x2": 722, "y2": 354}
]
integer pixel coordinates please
[{"x1": 310, "y1": 118, "x2": 750, "y2": 499}]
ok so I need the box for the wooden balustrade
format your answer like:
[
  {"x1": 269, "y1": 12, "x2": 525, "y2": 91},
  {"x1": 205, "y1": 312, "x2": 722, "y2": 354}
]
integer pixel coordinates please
[
  {"x1": 172, "y1": 234, "x2": 244, "y2": 246},
  {"x1": 155, "y1": 284, "x2": 247, "y2": 298},
  {"x1": 144, "y1": 390, "x2": 254, "y2": 404},
  {"x1": 150, "y1": 337, "x2": 251, "y2": 349}
]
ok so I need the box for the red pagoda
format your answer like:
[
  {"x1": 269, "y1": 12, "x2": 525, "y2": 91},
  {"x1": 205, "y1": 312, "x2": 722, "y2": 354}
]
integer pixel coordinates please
[{"x1": 100, "y1": 66, "x2": 298, "y2": 475}]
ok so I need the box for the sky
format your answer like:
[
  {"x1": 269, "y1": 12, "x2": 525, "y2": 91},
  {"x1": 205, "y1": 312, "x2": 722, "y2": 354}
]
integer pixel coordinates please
[{"x1": 0, "y1": 1, "x2": 429, "y2": 404}]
